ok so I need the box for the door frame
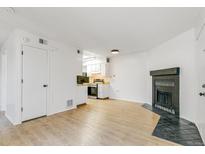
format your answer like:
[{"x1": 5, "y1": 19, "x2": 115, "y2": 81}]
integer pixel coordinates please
[
  {"x1": 20, "y1": 45, "x2": 50, "y2": 122},
  {"x1": 0, "y1": 51, "x2": 7, "y2": 111}
]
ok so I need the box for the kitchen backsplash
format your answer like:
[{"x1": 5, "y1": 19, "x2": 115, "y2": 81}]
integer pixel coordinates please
[{"x1": 89, "y1": 74, "x2": 110, "y2": 84}]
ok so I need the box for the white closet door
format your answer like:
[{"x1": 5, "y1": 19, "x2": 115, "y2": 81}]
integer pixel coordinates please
[{"x1": 22, "y1": 46, "x2": 48, "y2": 121}]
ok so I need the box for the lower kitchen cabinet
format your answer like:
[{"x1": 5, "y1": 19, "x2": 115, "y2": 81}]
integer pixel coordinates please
[
  {"x1": 76, "y1": 85, "x2": 88, "y2": 105},
  {"x1": 98, "y1": 84, "x2": 110, "y2": 99}
]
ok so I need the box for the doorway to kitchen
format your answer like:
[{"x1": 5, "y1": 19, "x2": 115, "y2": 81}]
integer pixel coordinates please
[{"x1": 82, "y1": 51, "x2": 110, "y2": 99}]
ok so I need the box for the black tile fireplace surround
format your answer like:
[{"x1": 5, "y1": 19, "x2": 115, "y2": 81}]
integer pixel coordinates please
[
  {"x1": 150, "y1": 67, "x2": 180, "y2": 116},
  {"x1": 148, "y1": 67, "x2": 204, "y2": 146}
]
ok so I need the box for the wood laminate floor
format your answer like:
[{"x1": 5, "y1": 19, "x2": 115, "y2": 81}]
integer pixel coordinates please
[{"x1": 0, "y1": 99, "x2": 178, "y2": 146}]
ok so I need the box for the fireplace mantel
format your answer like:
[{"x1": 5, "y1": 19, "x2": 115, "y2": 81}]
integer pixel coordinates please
[{"x1": 150, "y1": 67, "x2": 180, "y2": 76}]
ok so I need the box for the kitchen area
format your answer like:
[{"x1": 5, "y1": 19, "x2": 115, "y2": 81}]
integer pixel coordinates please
[{"x1": 75, "y1": 51, "x2": 111, "y2": 106}]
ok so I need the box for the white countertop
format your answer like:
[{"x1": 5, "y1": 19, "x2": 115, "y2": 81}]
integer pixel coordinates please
[{"x1": 77, "y1": 83, "x2": 110, "y2": 86}]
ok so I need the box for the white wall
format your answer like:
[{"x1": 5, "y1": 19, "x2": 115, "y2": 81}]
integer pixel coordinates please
[
  {"x1": 194, "y1": 8, "x2": 205, "y2": 143},
  {"x1": 48, "y1": 46, "x2": 82, "y2": 115},
  {"x1": 0, "y1": 50, "x2": 1, "y2": 110},
  {"x1": 110, "y1": 52, "x2": 149, "y2": 103},
  {"x1": 2, "y1": 29, "x2": 82, "y2": 124},
  {"x1": 1, "y1": 32, "x2": 20, "y2": 124},
  {"x1": 0, "y1": 52, "x2": 7, "y2": 111},
  {"x1": 147, "y1": 29, "x2": 197, "y2": 122},
  {"x1": 110, "y1": 28, "x2": 198, "y2": 122}
]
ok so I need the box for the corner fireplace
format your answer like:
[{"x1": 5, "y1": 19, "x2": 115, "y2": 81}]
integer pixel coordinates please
[{"x1": 150, "y1": 67, "x2": 180, "y2": 117}]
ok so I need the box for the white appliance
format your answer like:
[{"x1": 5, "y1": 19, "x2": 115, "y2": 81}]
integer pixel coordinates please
[{"x1": 97, "y1": 84, "x2": 110, "y2": 99}]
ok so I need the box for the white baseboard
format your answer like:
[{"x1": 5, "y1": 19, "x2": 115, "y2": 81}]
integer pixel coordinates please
[
  {"x1": 5, "y1": 113, "x2": 20, "y2": 125},
  {"x1": 47, "y1": 105, "x2": 77, "y2": 116},
  {"x1": 5, "y1": 105, "x2": 77, "y2": 125},
  {"x1": 195, "y1": 122, "x2": 205, "y2": 143},
  {"x1": 109, "y1": 97, "x2": 148, "y2": 105}
]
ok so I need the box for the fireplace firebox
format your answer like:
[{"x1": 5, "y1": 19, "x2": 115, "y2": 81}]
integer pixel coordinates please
[{"x1": 150, "y1": 67, "x2": 180, "y2": 117}]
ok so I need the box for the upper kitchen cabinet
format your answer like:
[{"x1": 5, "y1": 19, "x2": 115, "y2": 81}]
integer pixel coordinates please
[
  {"x1": 82, "y1": 51, "x2": 110, "y2": 77},
  {"x1": 101, "y1": 62, "x2": 110, "y2": 77},
  {"x1": 87, "y1": 63, "x2": 101, "y2": 74}
]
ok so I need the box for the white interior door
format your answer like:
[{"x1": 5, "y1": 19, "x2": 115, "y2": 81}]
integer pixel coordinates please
[
  {"x1": 22, "y1": 46, "x2": 48, "y2": 121},
  {"x1": 196, "y1": 28, "x2": 205, "y2": 142}
]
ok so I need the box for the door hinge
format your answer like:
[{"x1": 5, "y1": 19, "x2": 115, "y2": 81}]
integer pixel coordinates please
[
  {"x1": 21, "y1": 51, "x2": 23, "y2": 55},
  {"x1": 21, "y1": 107, "x2": 23, "y2": 112},
  {"x1": 21, "y1": 79, "x2": 23, "y2": 84}
]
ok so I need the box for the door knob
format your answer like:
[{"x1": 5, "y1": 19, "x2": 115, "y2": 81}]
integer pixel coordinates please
[
  {"x1": 43, "y1": 85, "x2": 48, "y2": 87},
  {"x1": 199, "y1": 92, "x2": 205, "y2": 96}
]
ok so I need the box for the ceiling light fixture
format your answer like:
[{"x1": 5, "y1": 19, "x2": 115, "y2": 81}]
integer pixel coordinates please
[{"x1": 111, "y1": 49, "x2": 120, "y2": 54}]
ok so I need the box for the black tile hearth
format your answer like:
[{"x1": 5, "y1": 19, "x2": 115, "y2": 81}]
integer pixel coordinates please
[{"x1": 142, "y1": 103, "x2": 204, "y2": 146}]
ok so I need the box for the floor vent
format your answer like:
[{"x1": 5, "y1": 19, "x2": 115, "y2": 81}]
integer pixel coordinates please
[
  {"x1": 39, "y1": 38, "x2": 48, "y2": 45},
  {"x1": 66, "y1": 99, "x2": 73, "y2": 107}
]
